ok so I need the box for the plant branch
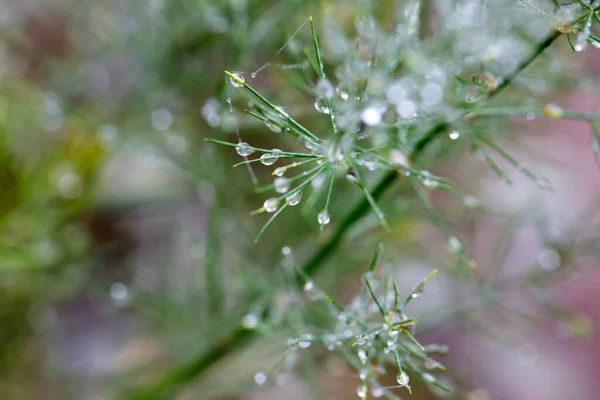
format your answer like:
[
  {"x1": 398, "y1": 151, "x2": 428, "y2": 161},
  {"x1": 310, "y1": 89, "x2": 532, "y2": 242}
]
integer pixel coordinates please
[{"x1": 124, "y1": 20, "x2": 571, "y2": 400}]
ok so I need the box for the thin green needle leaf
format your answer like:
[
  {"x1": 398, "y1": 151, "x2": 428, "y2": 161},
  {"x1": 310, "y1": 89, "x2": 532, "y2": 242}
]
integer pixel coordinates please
[
  {"x1": 325, "y1": 295, "x2": 345, "y2": 312},
  {"x1": 271, "y1": 158, "x2": 320, "y2": 176},
  {"x1": 396, "y1": 340, "x2": 427, "y2": 361},
  {"x1": 320, "y1": 170, "x2": 335, "y2": 232},
  {"x1": 310, "y1": 16, "x2": 325, "y2": 80},
  {"x1": 392, "y1": 350, "x2": 412, "y2": 394},
  {"x1": 566, "y1": 34, "x2": 577, "y2": 54},
  {"x1": 245, "y1": 110, "x2": 266, "y2": 122},
  {"x1": 233, "y1": 154, "x2": 319, "y2": 168},
  {"x1": 369, "y1": 243, "x2": 384, "y2": 271},
  {"x1": 225, "y1": 71, "x2": 320, "y2": 142},
  {"x1": 309, "y1": 16, "x2": 338, "y2": 136},
  {"x1": 404, "y1": 331, "x2": 425, "y2": 351},
  {"x1": 255, "y1": 203, "x2": 288, "y2": 242},
  {"x1": 365, "y1": 277, "x2": 386, "y2": 317},
  {"x1": 402, "y1": 269, "x2": 438, "y2": 308},
  {"x1": 466, "y1": 132, "x2": 512, "y2": 185},
  {"x1": 254, "y1": 163, "x2": 327, "y2": 194},
  {"x1": 410, "y1": 178, "x2": 477, "y2": 269},
  {"x1": 207, "y1": 138, "x2": 316, "y2": 158},
  {"x1": 355, "y1": 180, "x2": 390, "y2": 230},
  {"x1": 351, "y1": 161, "x2": 390, "y2": 229},
  {"x1": 477, "y1": 131, "x2": 552, "y2": 191},
  {"x1": 393, "y1": 282, "x2": 399, "y2": 310},
  {"x1": 590, "y1": 121, "x2": 600, "y2": 168}
]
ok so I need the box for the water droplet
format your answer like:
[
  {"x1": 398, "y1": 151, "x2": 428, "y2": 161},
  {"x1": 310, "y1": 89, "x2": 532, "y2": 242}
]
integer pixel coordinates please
[
  {"x1": 265, "y1": 120, "x2": 282, "y2": 133},
  {"x1": 281, "y1": 246, "x2": 291, "y2": 256},
  {"x1": 250, "y1": 72, "x2": 257, "y2": 79},
  {"x1": 356, "y1": 384, "x2": 367, "y2": 398},
  {"x1": 543, "y1": 103, "x2": 563, "y2": 118},
  {"x1": 463, "y1": 195, "x2": 480, "y2": 207},
  {"x1": 574, "y1": 32, "x2": 589, "y2": 53},
  {"x1": 274, "y1": 177, "x2": 290, "y2": 193},
  {"x1": 274, "y1": 167, "x2": 286, "y2": 177},
  {"x1": 517, "y1": 343, "x2": 539, "y2": 366},
  {"x1": 201, "y1": 98, "x2": 221, "y2": 127},
  {"x1": 396, "y1": 100, "x2": 416, "y2": 118},
  {"x1": 360, "y1": 106, "x2": 383, "y2": 126},
  {"x1": 229, "y1": 72, "x2": 245, "y2": 87},
  {"x1": 526, "y1": 112, "x2": 535, "y2": 121},
  {"x1": 151, "y1": 108, "x2": 173, "y2": 131},
  {"x1": 286, "y1": 192, "x2": 302, "y2": 206},
  {"x1": 420, "y1": 170, "x2": 435, "y2": 186},
  {"x1": 359, "y1": 368, "x2": 368, "y2": 380},
  {"x1": 317, "y1": 210, "x2": 331, "y2": 225},
  {"x1": 535, "y1": 177, "x2": 552, "y2": 190},
  {"x1": 396, "y1": 371, "x2": 409, "y2": 387},
  {"x1": 371, "y1": 386, "x2": 384, "y2": 398},
  {"x1": 311, "y1": 173, "x2": 326, "y2": 189},
  {"x1": 260, "y1": 149, "x2": 282, "y2": 166},
  {"x1": 110, "y1": 282, "x2": 128, "y2": 301},
  {"x1": 336, "y1": 87, "x2": 349, "y2": 101},
  {"x1": 236, "y1": 142, "x2": 254, "y2": 156},
  {"x1": 254, "y1": 372, "x2": 267, "y2": 385},
  {"x1": 314, "y1": 97, "x2": 330, "y2": 114},
  {"x1": 263, "y1": 197, "x2": 280, "y2": 213},
  {"x1": 422, "y1": 372, "x2": 435, "y2": 383},
  {"x1": 275, "y1": 106, "x2": 289, "y2": 117},
  {"x1": 324, "y1": 334, "x2": 338, "y2": 351},
  {"x1": 337, "y1": 312, "x2": 351, "y2": 324},
  {"x1": 355, "y1": 333, "x2": 368, "y2": 346},
  {"x1": 316, "y1": 78, "x2": 334, "y2": 98},
  {"x1": 346, "y1": 171, "x2": 357, "y2": 183},
  {"x1": 386, "y1": 81, "x2": 408, "y2": 105},
  {"x1": 303, "y1": 281, "x2": 322, "y2": 300},
  {"x1": 424, "y1": 344, "x2": 449, "y2": 354},
  {"x1": 420, "y1": 82, "x2": 443, "y2": 106},
  {"x1": 447, "y1": 236, "x2": 462, "y2": 253},
  {"x1": 298, "y1": 334, "x2": 313, "y2": 348},
  {"x1": 449, "y1": 130, "x2": 460, "y2": 140},
  {"x1": 538, "y1": 248, "x2": 561, "y2": 271},
  {"x1": 358, "y1": 348, "x2": 367, "y2": 364},
  {"x1": 242, "y1": 314, "x2": 258, "y2": 329},
  {"x1": 425, "y1": 359, "x2": 442, "y2": 369}
]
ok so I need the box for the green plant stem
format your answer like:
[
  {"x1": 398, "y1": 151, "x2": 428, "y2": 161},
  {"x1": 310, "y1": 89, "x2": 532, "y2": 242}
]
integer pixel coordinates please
[
  {"x1": 124, "y1": 22, "x2": 569, "y2": 400},
  {"x1": 468, "y1": 107, "x2": 600, "y2": 121}
]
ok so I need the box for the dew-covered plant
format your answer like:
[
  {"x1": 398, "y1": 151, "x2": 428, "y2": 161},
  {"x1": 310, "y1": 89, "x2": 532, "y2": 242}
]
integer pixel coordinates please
[
  {"x1": 126, "y1": 1, "x2": 600, "y2": 399},
  {"x1": 265, "y1": 244, "x2": 450, "y2": 399}
]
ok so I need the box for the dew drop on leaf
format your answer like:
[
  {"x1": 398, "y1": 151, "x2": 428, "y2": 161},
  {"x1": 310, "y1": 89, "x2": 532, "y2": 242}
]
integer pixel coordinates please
[
  {"x1": 396, "y1": 371, "x2": 409, "y2": 387},
  {"x1": 229, "y1": 72, "x2": 245, "y2": 87},
  {"x1": 260, "y1": 149, "x2": 282, "y2": 165},
  {"x1": 235, "y1": 142, "x2": 254, "y2": 156},
  {"x1": 356, "y1": 384, "x2": 367, "y2": 398},
  {"x1": 286, "y1": 192, "x2": 302, "y2": 206},
  {"x1": 254, "y1": 372, "x2": 267, "y2": 385},
  {"x1": 274, "y1": 177, "x2": 290, "y2": 193},
  {"x1": 263, "y1": 197, "x2": 279, "y2": 213},
  {"x1": 241, "y1": 314, "x2": 258, "y2": 329},
  {"x1": 265, "y1": 120, "x2": 282, "y2": 133},
  {"x1": 317, "y1": 210, "x2": 331, "y2": 225},
  {"x1": 314, "y1": 97, "x2": 330, "y2": 114}
]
